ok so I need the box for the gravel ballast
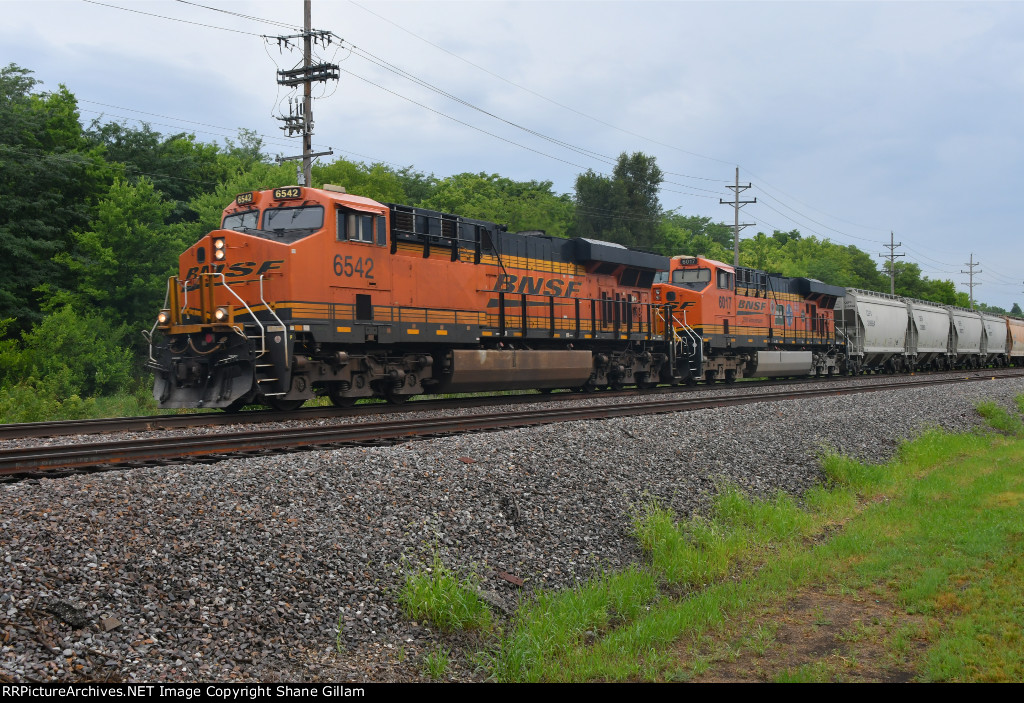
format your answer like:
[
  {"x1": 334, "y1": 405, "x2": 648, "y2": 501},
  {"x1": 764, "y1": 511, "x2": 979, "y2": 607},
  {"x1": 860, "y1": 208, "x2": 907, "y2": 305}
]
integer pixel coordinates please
[{"x1": 1, "y1": 378, "x2": 1022, "y2": 682}]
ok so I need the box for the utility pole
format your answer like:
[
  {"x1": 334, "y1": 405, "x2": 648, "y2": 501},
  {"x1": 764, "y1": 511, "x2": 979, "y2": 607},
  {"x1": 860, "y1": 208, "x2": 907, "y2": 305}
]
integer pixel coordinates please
[
  {"x1": 720, "y1": 166, "x2": 755, "y2": 267},
  {"x1": 877, "y1": 231, "x2": 905, "y2": 295},
  {"x1": 273, "y1": 0, "x2": 338, "y2": 185},
  {"x1": 961, "y1": 253, "x2": 982, "y2": 309}
]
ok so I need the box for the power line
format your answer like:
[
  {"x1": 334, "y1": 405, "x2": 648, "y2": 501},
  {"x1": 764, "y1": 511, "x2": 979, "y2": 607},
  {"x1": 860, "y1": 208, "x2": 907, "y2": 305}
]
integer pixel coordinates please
[
  {"x1": 750, "y1": 184, "x2": 883, "y2": 245},
  {"x1": 172, "y1": 0, "x2": 300, "y2": 31},
  {"x1": 81, "y1": 0, "x2": 263, "y2": 36},
  {"x1": 78, "y1": 101, "x2": 307, "y2": 151},
  {"x1": 347, "y1": 0, "x2": 735, "y2": 174}
]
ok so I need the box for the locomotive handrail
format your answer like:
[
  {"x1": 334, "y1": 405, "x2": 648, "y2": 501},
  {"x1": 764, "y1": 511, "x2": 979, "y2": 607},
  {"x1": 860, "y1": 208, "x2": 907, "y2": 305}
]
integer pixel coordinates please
[
  {"x1": 143, "y1": 280, "x2": 173, "y2": 365},
  {"x1": 211, "y1": 272, "x2": 268, "y2": 357},
  {"x1": 259, "y1": 274, "x2": 289, "y2": 366}
]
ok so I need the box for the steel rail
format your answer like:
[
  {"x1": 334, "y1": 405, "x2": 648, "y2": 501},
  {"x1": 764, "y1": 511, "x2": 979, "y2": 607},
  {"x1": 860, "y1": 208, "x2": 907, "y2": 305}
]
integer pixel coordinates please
[
  {"x1": 0, "y1": 373, "x2": 1010, "y2": 477},
  {"x1": 3, "y1": 368, "x2": 1022, "y2": 442}
]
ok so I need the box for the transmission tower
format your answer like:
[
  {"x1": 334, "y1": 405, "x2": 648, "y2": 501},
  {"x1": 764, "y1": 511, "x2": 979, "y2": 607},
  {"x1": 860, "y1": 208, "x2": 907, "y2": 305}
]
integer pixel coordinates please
[
  {"x1": 272, "y1": 0, "x2": 338, "y2": 185},
  {"x1": 877, "y1": 232, "x2": 905, "y2": 295},
  {"x1": 720, "y1": 167, "x2": 755, "y2": 267},
  {"x1": 961, "y1": 253, "x2": 982, "y2": 309}
]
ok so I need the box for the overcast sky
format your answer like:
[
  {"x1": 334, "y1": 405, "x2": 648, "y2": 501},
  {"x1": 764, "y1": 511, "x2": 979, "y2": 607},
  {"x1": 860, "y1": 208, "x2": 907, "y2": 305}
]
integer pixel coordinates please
[{"x1": 3, "y1": 0, "x2": 1023, "y2": 308}]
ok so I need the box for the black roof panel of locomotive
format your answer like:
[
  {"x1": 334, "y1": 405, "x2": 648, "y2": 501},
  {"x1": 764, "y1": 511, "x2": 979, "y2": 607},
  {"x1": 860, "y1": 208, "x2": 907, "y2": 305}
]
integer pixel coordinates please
[
  {"x1": 387, "y1": 202, "x2": 668, "y2": 273},
  {"x1": 794, "y1": 277, "x2": 846, "y2": 298},
  {"x1": 570, "y1": 238, "x2": 669, "y2": 272},
  {"x1": 738, "y1": 265, "x2": 845, "y2": 299}
]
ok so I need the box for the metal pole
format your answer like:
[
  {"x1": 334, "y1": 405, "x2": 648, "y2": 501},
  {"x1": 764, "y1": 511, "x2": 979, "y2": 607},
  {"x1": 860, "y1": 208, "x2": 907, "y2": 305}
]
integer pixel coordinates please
[{"x1": 302, "y1": 0, "x2": 313, "y2": 187}]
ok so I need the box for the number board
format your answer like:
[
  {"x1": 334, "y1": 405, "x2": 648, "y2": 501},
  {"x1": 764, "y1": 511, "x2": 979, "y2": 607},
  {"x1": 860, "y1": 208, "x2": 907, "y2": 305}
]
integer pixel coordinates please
[
  {"x1": 273, "y1": 187, "x2": 302, "y2": 201},
  {"x1": 676, "y1": 257, "x2": 698, "y2": 266},
  {"x1": 235, "y1": 192, "x2": 254, "y2": 206}
]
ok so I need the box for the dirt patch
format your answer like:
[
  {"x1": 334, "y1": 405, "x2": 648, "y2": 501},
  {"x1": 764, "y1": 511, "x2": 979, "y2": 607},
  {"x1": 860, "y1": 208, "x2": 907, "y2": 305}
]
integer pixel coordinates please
[{"x1": 679, "y1": 586, "x2": 929, "y2": 682}]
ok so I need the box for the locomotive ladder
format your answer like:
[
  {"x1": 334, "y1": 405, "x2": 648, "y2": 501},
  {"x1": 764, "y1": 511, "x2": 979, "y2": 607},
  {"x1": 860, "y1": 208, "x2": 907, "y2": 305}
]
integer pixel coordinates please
[
  {"x1": 250, "y1": 275, "x2": 291, "y2": 397},
  {"x1": 672, "y1": 310, "x2": 703, "y2": 379},
  {"x1": 658, "y1": 307, "x2": 702, "y2": 381}
]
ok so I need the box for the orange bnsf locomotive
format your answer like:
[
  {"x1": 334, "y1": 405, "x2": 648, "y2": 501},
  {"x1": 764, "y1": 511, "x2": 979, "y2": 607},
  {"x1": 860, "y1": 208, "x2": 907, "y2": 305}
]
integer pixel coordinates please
[
  {"x1": 148, "y1": 185, "x2": 675, "y2": 410},
  {"x1": 653, "y1": 255, "x2": 847, "y2": 383}
]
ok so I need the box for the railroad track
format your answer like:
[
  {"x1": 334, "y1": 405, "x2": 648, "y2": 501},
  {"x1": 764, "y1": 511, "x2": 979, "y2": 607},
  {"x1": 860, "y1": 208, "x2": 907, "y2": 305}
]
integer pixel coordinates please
[
  {"x1": 0, "y1": 376, "x2": 836, "y2": 441},
  {"x1": 2, "y1": 371, "x2": 1019, "y2": 480},
  {"x1": 3, "y1": 367, "x2": 1022, "y2": 442}
]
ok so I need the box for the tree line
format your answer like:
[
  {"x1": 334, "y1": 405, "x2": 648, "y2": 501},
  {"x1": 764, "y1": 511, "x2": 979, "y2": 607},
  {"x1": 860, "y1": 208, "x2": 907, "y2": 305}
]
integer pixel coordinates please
[{"x1": 0, "y1": 63, "x2": 1014, "y2": 419}]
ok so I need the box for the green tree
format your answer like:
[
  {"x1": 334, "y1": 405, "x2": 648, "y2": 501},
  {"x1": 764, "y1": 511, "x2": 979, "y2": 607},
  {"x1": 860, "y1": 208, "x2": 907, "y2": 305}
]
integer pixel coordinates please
[
  {"x1": 572, "y1": 152, "x2": 663, "y2": 249},
  {"x1": 0, "y1": 64, "x2": 111, "y2": 332},
  {"x1": 1011, "y1": 303, "x2": 1022, "y2": 317},
  {"x1": 313, "y1": 159, "x2": 418, "y2": 204},
  {"x1": 48, "y1": 177, "x2": 182, "y2": 333},
  {"x1": 418, "y1": 172, "x2": 574, "y2": 236},
  {"x1": 0, "y1": 305, "x2": 134, "y2": 398},
  {"x1": 85, "y1": 121, "x2": 227, "y2": 222}
]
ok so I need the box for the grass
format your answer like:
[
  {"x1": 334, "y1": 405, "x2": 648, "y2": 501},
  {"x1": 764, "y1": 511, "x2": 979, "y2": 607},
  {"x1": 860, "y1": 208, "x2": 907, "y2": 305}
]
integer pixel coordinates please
[
  {"x1": 475, "y1": 394, "x2": 1024, "y2": 682},
  {"x1": 422, "y1": 648, "x2": 450, "y2": 680},
  {"x1": 390, "y1": 394, "x2": 1024, "y2": 681},
  {"x1": 399, "y1": 552, "x2": 492, "y2": 633}
]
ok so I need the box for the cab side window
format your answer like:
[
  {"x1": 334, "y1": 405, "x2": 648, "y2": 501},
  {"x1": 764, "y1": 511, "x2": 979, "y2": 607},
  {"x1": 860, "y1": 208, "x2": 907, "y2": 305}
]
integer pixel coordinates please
[
  {"x1": 337, "y1": 209, "x2": 374, "y2": 243},
  {"x1": 717, "y1": 271, "x2": 734, "y2": 290}
]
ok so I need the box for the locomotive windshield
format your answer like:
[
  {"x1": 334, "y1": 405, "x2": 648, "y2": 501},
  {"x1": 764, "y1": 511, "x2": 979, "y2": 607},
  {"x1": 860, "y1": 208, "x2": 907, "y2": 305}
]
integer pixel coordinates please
[
  {"x1": 264, "y1": 205, "x2": 324, "y2": 231},
  {"x1": 671, "y1": 268, "x2": 712, "y2": 291},
  {"x1": 222, "y1": 209, "x2": 259, "y2": 232}
]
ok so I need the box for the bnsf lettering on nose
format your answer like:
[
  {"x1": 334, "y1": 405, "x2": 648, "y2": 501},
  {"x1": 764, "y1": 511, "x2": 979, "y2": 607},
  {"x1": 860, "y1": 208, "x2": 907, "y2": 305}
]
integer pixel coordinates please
[
  {"x1": 492, "y1": 274, "x2": 583, "y2": 297},
  {"x1": 184, "y1": 260, "x2": 284, "y2": 279}
]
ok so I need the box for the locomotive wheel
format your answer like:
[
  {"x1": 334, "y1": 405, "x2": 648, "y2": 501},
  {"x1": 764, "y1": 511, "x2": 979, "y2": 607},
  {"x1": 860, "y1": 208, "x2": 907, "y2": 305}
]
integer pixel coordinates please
[
  {"x1": 267, "y1": 397, "x2": 306, "y2": 411},
  {"x1": 636, "y1": 374, "x2": 658, "y2": 390},
  {"x1": 327, "y1": 384, "x2": 356, "y2": 408},
  {"x1": 609, "y1": 379, "x2": 624, "y2": 391},
  {"x1": 386, "y1": 392, "x2": 410, "y2": 405},
  {"x1": 222, "y1": 397, "x2": 251, "y2": 413}
]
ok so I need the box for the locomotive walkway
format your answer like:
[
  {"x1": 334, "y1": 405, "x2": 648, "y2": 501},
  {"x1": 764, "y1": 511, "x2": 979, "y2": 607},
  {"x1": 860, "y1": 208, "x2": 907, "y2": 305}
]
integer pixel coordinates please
[{"x1": 2, "y1": 371, "x2": 1020, "y2": 479}]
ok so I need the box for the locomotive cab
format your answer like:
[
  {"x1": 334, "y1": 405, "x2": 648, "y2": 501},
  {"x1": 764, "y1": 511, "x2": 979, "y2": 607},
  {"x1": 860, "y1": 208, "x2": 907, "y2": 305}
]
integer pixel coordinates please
[
  {"x1": 653, "y1": 255, "x2": 845, "y2": 382},
  {"x1": 149, "y1": 185, "x2": 672, "y2": 411},
  {"x1": 150, "y1": 185, "x2": 393, "y2": 410}
]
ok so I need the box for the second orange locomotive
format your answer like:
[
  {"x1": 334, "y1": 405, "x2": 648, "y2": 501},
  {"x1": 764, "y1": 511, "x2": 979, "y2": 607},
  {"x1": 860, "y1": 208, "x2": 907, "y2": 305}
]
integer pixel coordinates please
[{"x1": 653, "y1": 255, "x2": 847, "y2": 383}]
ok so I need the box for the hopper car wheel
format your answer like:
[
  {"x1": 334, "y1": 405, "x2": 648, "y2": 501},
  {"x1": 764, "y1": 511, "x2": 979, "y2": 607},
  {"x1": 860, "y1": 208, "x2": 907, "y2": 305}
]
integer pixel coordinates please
[
  {"x1": 538, "y1": 388, "x2": 554, "y2": 394},
  {"x1": 724, "y1": 369, "x2": 737, "y2": 384},
  {"x1": 267, "y1": 397, "x2": 306, "y2": 411},
  {"x1": 609, "y1": 379, "x2": 624, "y2": 391},
  {"x1": 386, "y1": 392, "x2": 410, "y2": 405}
]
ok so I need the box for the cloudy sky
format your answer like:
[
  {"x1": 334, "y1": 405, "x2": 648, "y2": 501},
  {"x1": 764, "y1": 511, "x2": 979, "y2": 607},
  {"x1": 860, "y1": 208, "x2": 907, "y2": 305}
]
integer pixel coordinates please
[{"x1": 4, "y1": 0, "x2": 1023, "y2": 308}]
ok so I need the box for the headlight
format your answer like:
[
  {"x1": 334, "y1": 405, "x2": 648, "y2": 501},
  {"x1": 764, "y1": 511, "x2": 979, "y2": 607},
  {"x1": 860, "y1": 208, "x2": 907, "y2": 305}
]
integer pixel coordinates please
[
  {"x1": 214, "y1": 307, "x2": 228, "y2": 322},
  {"x1": 214, "y1": 248, "x2": 226, "y2": 260},
  {"x1": 213, "y1": 237, "x2": 226, "y2": 250},
  {"x1": 157, "y1": 310, "x2": 170, "y2": 325}
]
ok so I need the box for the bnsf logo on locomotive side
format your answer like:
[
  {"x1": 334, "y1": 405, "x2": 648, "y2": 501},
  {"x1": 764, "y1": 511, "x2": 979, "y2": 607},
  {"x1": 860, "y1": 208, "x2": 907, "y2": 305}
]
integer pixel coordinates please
[
  {"x1": 184, "y1": 260, "x2": 284, "y2": 279},
  {"x1": 737, "y1": 300, "x2": 767, "y2": 312},
  {"x1": 492, "y1": 274, "x2": 583, "y2": 298}
]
